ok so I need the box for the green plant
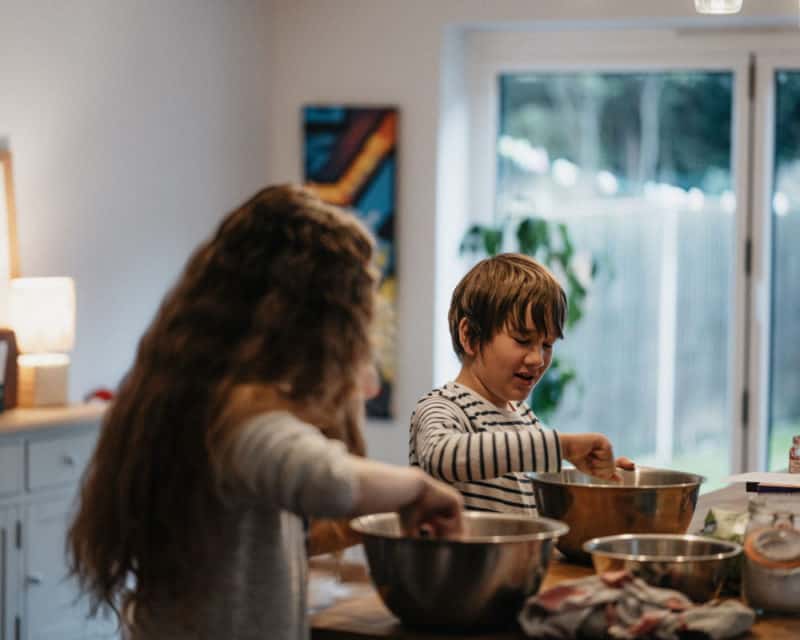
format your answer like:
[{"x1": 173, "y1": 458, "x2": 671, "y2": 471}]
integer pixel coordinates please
[{"x1": 460, "y1": 217, "x2": 602, "y2": 420}]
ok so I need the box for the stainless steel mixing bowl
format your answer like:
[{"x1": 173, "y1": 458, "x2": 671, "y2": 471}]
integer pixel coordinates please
[
  {"x1": 528, "y1": 467, "x2": 703, "y2": 561},
  {"x1": 583, "y1": 533, "x2": 742, "y2": 602},
  {"x1": 349, "y1": 511, "x2": 569, "y2": 629}
]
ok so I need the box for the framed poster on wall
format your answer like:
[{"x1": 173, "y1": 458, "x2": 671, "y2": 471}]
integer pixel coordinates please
[{"x1": 302, "y1": 106, "x2": 398, "y2": 419}]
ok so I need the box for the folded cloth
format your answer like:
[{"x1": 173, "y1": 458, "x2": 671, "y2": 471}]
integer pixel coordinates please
[{"x1": 518, "y1": 571, "x2": 755, "y2": 640}]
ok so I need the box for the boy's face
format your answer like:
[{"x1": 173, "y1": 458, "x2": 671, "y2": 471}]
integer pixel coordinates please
[{"x1": 458, "y1": 313, "x2": 556, "y2": 409}]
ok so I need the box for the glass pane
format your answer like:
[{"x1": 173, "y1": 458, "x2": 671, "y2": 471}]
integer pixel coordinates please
[
  {"x1": 498, "y1": 71, "x2": 735, "y2": 490},
  {"x1": 768, "y1": 70, "x2": 800, "y2": 471}
]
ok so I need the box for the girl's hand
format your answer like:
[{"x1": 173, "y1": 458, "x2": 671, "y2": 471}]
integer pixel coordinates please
[
  {"x1": 399, "y1": 473, "x2": 464, "y2": 538},
  {"x1": 561, "y1": 433, "x2": 633, "y2": 481}
]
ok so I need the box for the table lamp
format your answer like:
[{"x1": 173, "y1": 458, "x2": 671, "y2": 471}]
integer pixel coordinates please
[
  {"x1": 694, "y1": 0, "x2": 743, "y2": 14},
  {"x1": 9, "y1": 277, "x2": 75, "y2": 407}
]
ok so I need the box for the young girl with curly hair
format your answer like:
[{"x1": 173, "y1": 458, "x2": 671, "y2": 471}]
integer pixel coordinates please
[{"x1": 68, "y1": 185, "x2": 462, "y2": 639}]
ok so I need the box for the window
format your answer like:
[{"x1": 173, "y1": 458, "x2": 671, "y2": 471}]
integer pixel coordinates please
[
  {"x1": 498, "y1": 71, "x2": 735, "y2": 488},
  {"x1": 766, "y1": 66, "x2": 800, "y2": 471},
  {"x1": 465, "y1": 28, "x2": 800, "y2": 489}
]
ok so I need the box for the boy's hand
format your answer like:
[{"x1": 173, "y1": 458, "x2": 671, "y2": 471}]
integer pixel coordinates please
[
  {"x1": 615, "y1": 456, "x2": 636, "y2": 472},
  {"x1": 561, "y1": 433, "x2": 634, "y2": 481}
]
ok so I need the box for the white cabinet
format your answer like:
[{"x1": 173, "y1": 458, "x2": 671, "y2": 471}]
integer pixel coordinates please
[
  {"x1": 0, "y1": 406, "x2": 115, "y2": 640},
  {"x1": 24, "y1": 497, "x2": 89, "y2": 640},
  {"x1": 0, "y1": 445, "x2": 23, "y2": 498},
  {"x1": 1, "y1": 505, "x2": 21, "y2": 640}
]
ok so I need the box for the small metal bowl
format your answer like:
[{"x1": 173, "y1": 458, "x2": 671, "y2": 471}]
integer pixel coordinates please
[
  {"x1": 583, "y1": 533, "x2": 742, "y2": 602},
  {"x1": 350, "y1": 512, "x2": 568, "y2": 629}
]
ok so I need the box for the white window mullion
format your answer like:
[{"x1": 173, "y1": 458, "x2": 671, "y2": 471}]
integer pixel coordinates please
[
  {"x1": 747, "y1": 53, "x2": 787, "y2": 472},
  {"x1": 655, "y1": 207, "x2": 678, "y2": 466},
  {"x1": 729, "y1": 54, "x2": 757, "y2": 474}
]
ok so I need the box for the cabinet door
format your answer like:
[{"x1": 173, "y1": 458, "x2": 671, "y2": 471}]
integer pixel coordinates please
[
  {"x1": 0, "y1": 506, "x2": 20, "y2": 640},
  {"x1": 0, "y1": 444, "x2": 23, "y2": 498},
  {"x1": 23, "y1": 497, "x2": 98, "y2": 640}
]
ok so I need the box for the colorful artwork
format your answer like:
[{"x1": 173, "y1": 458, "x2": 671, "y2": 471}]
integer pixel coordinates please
[{"x1": 303, "y1": 106, "x2": 398, "y2": 419}]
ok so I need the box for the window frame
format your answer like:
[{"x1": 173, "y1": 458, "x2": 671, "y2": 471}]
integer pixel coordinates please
[
  {"x1": 750, "y1": 52, "x2": 800, "y2": 472},
  {"x1": 464, "y1": 27, "x2": 800, "y2": 474}
]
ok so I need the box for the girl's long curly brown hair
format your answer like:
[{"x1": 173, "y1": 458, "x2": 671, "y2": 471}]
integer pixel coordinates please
[{"x1": 67, "y1": 185, "x2": 376, "y2": 616}]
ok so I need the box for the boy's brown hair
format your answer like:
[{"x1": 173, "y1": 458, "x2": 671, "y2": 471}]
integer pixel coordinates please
[{"x1": 448, "y1": 253, "x2": 567, "y2": 360}]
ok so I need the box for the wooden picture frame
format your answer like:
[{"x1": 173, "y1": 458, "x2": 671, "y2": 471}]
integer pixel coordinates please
[
  {"x1": 0, "y1": 148, "x2": 20, "y2": 409},
  {"x1": 0, "y1": 328, "x2": 18, "y2": 410},
  {"x1": 0, "y1": 148, "x2": 20, "y2": 280}
]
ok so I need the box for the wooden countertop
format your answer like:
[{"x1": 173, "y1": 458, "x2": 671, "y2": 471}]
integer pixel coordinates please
[
  {"x1": 311, "y1": 484, "x2": 800, "y2": 639},
  {"x1": 310, "y1": 555, "x2": 798, "y2": 640},
  {"x1": 310, "y1": 557, "x2": 588, "y2": 640},
  {"x1": 0, "y1": 403, "x2": 105, "y2": 435}
]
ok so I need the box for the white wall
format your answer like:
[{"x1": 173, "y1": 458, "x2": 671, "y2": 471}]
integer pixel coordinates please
[
  {"x1": 2, "y1": 0, "x2": 796, "y2": 465},
  {"x1": 0, "y1": 0, "x2": 272, "y2": 401},
  {"x1": 264, "y1": 0, "x2": 799, "y2": 464}
]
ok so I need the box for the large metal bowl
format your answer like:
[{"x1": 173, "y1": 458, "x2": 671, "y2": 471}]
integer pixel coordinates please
[
  {"x1": 583, "y1": 534, "x2": 742, "y2": 602},
  {"x1": 349, "y1": 511, "x2": 568, "y2": 629},
  {"x1": 528, "y1": 467, "x2": 703, "y2": 561}
]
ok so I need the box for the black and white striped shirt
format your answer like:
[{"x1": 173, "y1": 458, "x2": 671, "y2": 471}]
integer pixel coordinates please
[{"x1": 409, "y1": 382, "x2": 562, "y2": 515}]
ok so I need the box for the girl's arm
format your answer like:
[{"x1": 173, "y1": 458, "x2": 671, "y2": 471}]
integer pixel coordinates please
[
  {"x1": 349, "y1": 458, "x2": 463, "y2": 536},
  {"x1": 308, "y1": 460, "x2": 466, "y2": 555},
  {"x1": 227, "y1": 411, "x2": 462, "y2": 536}
]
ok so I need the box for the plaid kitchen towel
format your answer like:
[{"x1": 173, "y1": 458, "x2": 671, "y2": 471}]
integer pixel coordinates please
[{"x1": 518, "y1": 570, "x2": 754, "y2": 640}]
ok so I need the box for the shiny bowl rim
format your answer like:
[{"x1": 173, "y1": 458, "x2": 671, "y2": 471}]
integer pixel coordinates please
[
  {"x1": 528, "y1": 466, "x2": 705, "y2": 489},
  {"x1": 582, "y1": 533, "x2": 742, "y2": 563},
  {"x1": 350, "y1": 511, "x2": 570, "y2": 544}
]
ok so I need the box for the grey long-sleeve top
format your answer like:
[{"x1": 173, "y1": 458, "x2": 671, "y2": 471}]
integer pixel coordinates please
[{"x1": 128, "y1": 410, "x2": 359, "y2": 640}]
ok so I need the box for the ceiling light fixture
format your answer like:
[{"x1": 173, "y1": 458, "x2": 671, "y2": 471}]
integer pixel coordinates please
[{"x1": 694, "y1": 0, "x2": 744, "y2": 14}]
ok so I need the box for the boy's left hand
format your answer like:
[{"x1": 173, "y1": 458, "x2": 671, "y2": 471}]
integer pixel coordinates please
[{"x1": 561, "y1": 433, "x2": 635, "y2": 481}]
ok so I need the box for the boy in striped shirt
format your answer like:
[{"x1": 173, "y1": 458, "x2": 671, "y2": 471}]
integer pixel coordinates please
[{"x1": 410, "y1": 253, "x2": 633, "y2": 515}]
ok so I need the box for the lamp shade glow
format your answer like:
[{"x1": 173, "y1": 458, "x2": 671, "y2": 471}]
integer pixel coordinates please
[
  {"x1": 10, "y1": 277, "x2": 76, "y2": 353},
  {"x1": 694, "y1": 0, "x2": 743, "y2": 14}
]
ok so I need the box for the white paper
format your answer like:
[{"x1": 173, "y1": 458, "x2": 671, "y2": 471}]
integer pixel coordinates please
[{"x1": 724, "y1": 471, "x2": 800, "y2": 487}]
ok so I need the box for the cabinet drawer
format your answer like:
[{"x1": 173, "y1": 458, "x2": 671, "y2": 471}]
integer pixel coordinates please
[
  {"x1": 26, "y1": 432, "x2": 96, "y2": 491},
  {"x1": 0, "y1": 441, "x2": 23, "y2": 496}
]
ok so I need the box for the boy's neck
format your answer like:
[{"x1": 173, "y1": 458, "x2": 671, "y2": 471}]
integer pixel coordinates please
[{"x1": 454, "y1": 368, "x2": 513, "y2": 411}]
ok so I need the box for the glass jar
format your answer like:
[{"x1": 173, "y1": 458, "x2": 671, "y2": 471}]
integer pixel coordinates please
[
  {"x1": 790, "y1": 435, "x2": 800, "y2": 474},
  {"x1": 741, "y1": 495, "x2": 800, "y2": 614}
]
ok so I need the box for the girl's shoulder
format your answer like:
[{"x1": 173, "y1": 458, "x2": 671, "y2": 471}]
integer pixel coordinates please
[{"x1": 240, "y1": 409, "x2": 317, "y2": 435}]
